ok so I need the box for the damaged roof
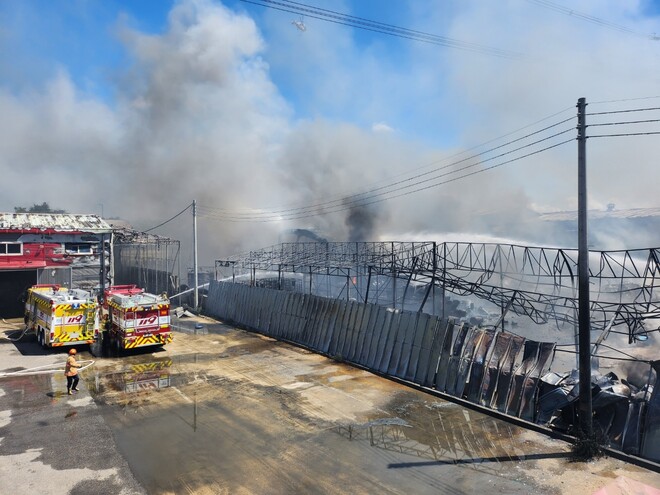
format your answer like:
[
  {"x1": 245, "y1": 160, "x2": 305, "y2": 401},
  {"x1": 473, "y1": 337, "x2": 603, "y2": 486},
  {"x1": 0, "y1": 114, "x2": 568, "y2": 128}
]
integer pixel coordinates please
[{"x1": 0, "y1": 212, "x2": 113, "y2": 234}]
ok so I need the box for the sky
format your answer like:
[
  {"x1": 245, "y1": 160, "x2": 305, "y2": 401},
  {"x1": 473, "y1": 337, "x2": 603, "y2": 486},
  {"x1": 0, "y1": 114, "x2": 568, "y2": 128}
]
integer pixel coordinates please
[{"x1": 1, "y1": 0, "x2": 659, "y2": 265}]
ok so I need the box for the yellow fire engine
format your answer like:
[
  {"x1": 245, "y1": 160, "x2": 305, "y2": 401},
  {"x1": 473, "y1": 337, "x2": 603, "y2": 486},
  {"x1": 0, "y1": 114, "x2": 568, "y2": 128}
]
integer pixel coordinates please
[{"x1": 24, "y1": 284, "x2": 99, "y2": 348}]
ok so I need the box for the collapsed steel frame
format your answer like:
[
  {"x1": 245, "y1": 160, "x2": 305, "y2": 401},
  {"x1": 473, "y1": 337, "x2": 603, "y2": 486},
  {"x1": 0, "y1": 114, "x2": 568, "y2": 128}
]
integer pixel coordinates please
[
  {"x1": 216, "y1": 241, "x2": 660, "y2": 342},
  {"x1": 113, "y1": 229, "x2": 181, "y2": 296}
]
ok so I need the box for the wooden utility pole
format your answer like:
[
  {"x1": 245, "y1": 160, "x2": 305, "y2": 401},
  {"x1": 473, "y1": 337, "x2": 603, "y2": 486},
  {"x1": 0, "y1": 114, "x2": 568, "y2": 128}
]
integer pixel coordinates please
[{"x1": 577, "y1": 97, "x2": 593, "y2": 436}]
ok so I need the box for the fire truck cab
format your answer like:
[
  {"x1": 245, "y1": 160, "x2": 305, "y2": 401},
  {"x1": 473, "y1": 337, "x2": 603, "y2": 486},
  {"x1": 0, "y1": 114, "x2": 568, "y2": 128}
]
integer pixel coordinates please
[
  {"x1": 24, "y1": 284, "x2": 99, "y2": 348},
  {"x1": 103, "y1": 285, "x2": 173, "y2": 352}
]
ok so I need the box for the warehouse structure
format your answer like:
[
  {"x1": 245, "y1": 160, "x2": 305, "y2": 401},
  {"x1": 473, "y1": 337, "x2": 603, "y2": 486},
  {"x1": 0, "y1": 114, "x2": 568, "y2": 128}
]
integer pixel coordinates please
[{"x1": 0, "y1": 213, "x2": 112, "y2": 317}]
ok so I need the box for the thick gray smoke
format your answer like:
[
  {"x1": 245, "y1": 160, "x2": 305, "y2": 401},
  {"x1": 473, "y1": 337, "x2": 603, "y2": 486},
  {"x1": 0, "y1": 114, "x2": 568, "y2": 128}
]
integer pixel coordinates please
[{"x1": 345, "y1": 203, "x2": 378, "y2": 242}]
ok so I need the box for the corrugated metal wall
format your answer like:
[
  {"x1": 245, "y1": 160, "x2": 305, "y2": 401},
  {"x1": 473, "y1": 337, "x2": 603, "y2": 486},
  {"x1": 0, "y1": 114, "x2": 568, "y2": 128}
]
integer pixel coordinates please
[
  {"x1": 204, "y1": 281, "x2": 659, "y2": 462},
  {"x1": 205, "y1": 281, "x2": 555, "y2": 421}
]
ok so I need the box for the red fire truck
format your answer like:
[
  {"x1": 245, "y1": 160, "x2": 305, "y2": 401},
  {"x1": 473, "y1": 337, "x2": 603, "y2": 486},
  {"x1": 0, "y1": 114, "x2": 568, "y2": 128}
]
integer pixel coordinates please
[{"x1": 102, "y1": 285, "x2": 173, "y2": 352}]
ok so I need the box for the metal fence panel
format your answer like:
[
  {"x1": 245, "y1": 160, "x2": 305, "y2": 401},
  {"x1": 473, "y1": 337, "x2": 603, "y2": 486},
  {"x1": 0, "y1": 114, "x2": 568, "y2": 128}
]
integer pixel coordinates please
[
  {"x1": 347, "y1": 302, "x2": 366, "y2": 363},
  {"x1": 386, "y1": 310, "x2": 406, "y2": 376},
  {"x1": 492, "y1": 334, "x2": 525, "y2": 412},
  {"x1": 319, "y1": 299, "x2": 337, "y2": 354},
  {"x1": 434, "y1": 319, "x2": 455, "y2": 391},
  {"x1": 376, "y1": 310, "x2": 397, "y2": 373},
  {"x1": 397, "y1": 311, "x2": 420, "y2": 380},
  {"x1": 418, "y1": 316, "x2": 441, "y2": 387},
  {"x1": 406, "y1": 313, "x2": 435, "y2": 385},
  {"x1": 465, "y1": 329, "x2": 496, "y2": 403},
  {"x1": 341, "y1": 301, "x2": 357, "y2": 361},
  {"x1": 355, "y1": 304, "x2": 373, "y2": 366},
  {"x1": 300, "y1": 295, "x2": 318, "y2": 346},
  {"x1": 444, "y1": 323, "x2": 470, "y2": 395},
  {"x1": 518, "y1": 342, "x2": 555, "y2": 421},
  {"x1": 505, "y1": 340, "x2": 540, "y2": 416},
  {"x1": 386, "y1": 311, "x2": 405, "y2": 376},
  {"x1": 328, "y1": 300, "x2": 347, "y2": 357},
  {"x1": 480, "y1": 332, "x2": 514, "y2": 406},
  {"x1": 455, "y1": 328, "x2": 484, "y2": 399},
  {"x1": 311, "y1": 297, "x2": 329, "y2": 350},
  {"x1": 366, "y1": 306, "x2": 387, "y2": 369}
]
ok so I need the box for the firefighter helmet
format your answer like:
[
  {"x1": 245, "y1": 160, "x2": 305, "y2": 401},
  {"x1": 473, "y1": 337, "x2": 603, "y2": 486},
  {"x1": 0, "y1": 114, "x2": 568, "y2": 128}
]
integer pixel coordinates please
[{"x1": 68, "y1": 348, "x2": 77, "y2": 355}]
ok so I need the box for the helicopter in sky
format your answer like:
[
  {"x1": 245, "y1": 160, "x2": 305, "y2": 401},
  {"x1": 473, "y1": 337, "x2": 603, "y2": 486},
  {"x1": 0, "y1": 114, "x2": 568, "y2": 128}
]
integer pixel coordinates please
[{"x1": 291, "y1": 15, "x2": 306, "y2": 32}]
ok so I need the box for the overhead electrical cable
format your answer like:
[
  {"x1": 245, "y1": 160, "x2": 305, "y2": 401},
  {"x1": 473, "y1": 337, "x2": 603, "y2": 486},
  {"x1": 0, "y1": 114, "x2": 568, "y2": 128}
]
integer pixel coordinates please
[
  {"x1": 199, "y1": 118, "x2": 575, "y2": 220},
  {"x1": 198, "y1": 137, "x2": 574, "y2": 223},
  {"x1": 202, "y1": 108, "x2": 575, "y2": 215},
  {"x1": 527, "y1": 0, "x2": 660, "y2": 40},
  {"x1": 590, "y1": 95, "x2": 660, "y2": 105},
  {"x1": 588, "y1": 118, "x2": 660, "y2": 127},
  {"x1": 199, "y1": 125, "x2": 575, "y2": 220},
  {"x1": 589, "y1": 131, "x2": 660, "y2": 138},
  {"x1": 240, "y1": 0, "x2": 522, "y2": 58},
  {"x1": 143, "y1": 203, "x2": 192, "y2": 232},
  {"x1": 587, "y1": 106, "x2": 660, "y2": 116}
]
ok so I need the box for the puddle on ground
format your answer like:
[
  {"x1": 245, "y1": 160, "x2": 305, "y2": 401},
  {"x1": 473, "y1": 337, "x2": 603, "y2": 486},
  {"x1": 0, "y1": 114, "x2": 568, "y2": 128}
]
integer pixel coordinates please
[
  {"x1": 332, "y1": 392, "x2": 570, "y2": 482},
  {"x1": 170, "y1": 317, "x2": 233, "y2": 336},
  {"x1": 77, "y1": 333, "x2": 575, "y2": 494}
]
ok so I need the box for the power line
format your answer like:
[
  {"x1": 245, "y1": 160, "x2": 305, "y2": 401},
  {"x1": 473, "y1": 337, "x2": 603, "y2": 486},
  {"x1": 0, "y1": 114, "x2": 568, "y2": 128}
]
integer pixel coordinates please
[
  {"x1": 590, "y1": 95, "x2": 660, "y2": 105},
  {"x1": 143, "y1": 203, "x2": 192, "y2": 232},
  {"x1": 198, "y1": 138, "x2": 574, "y2": 223},
  {"x1": 240, "y1": 0, "x2": 522, "y2": 58},
  {"x1": 527, "y1": 0, "x2": 660, "y2": 41},
  {"x1": 203, "y1": 108, "x2": 575, "y2": 215},
  {"x1": 589, "y1": 131, "x2": 660, "y2": 138},
  {"x1": 587, "y1": 106, "x2": 660, "y2": 116},
  {"x1": 588, "y1": 118, "x2": 660, "y2": 127},
  {"x1": 200, "y1": 117, "x2": 575, "y2": 219},
  {"x1": 199, "y1": 126, "x2": 574, "y2": 220}
]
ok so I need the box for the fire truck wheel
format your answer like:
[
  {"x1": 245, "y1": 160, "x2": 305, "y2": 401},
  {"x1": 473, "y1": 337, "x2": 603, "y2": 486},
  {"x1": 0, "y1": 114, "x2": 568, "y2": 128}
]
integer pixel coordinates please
[{"x1": 39, "y1": 331, "x2": 46, "y2": 349}]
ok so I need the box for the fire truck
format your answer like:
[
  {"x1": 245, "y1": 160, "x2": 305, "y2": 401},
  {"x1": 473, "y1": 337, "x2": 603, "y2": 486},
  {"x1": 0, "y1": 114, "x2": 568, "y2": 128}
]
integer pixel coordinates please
[
  {"x1": 102, "y1": 285, "x2": 173, "y2": 352},
  {"x1": 24, "y1": 284, "x2": 99, "y2": 348}
]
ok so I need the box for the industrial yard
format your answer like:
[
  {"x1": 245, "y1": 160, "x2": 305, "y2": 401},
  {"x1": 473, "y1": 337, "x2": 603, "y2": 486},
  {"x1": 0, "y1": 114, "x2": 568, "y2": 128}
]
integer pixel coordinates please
[{"x1": 2, "y1": 315, "x2": 659, "y2": 495}]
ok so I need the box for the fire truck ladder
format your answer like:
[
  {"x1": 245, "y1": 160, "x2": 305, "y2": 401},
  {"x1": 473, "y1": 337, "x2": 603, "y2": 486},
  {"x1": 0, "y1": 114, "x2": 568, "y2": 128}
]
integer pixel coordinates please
[{"x1": 84, "y1": 306, "x2": 96, "y2": 337}]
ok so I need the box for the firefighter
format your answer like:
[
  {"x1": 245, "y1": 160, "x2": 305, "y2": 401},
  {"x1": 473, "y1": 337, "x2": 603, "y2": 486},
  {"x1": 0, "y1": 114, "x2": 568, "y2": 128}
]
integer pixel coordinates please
[{"x1": 65, "y1": 348, "x2": 81, "y2": 395}]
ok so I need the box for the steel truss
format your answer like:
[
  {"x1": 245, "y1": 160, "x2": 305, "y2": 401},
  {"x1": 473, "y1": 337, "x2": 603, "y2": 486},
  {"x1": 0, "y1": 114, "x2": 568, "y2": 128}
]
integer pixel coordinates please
[
  {"x1": 113, "y1": 229, "x2": 181, "y2": 296},
  {"x1": 216, "y1": 242, "x2": 660, "y2": 339}
]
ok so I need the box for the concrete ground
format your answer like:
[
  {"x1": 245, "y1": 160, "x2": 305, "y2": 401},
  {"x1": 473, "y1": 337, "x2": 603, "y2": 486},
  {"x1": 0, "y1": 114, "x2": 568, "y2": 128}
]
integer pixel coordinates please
[{"x1": 1, "y1": 316, "x2": 659, "y2": 495}]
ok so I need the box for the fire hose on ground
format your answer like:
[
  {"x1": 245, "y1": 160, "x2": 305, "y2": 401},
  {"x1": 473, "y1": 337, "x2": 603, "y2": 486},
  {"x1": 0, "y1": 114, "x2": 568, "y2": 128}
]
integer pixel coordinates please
[{"x1": 0, "y1": 360, "x2": 95, "y2": 378}]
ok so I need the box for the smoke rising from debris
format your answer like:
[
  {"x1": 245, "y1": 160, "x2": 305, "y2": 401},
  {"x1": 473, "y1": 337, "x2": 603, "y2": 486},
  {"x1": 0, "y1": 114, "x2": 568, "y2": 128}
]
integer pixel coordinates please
[{"x1": 0, "y1": 0, "x2": 659, "y2": 264}]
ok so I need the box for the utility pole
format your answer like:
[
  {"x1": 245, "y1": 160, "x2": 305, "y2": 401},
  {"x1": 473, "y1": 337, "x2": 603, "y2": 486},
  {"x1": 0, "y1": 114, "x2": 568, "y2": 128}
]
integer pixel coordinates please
[
  {"x1": 193, "y1": 200, "x2": 199, "y2": 310},
  {"x1": 577, "y1": 97, "x2": 593, "y2": 437}
]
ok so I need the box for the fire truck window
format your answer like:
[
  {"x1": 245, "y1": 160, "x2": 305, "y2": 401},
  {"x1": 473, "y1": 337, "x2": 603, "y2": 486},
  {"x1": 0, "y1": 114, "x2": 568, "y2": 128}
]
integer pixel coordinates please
[{"x1": 126, "y1": 312, "x2": 135, "y2": 320}]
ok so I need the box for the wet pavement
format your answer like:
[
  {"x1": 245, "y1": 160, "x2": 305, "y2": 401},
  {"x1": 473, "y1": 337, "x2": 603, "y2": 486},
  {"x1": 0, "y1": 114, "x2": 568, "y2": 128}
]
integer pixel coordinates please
[{"x1": 1, "y1": 316, "x2": 660, "y2": 494}]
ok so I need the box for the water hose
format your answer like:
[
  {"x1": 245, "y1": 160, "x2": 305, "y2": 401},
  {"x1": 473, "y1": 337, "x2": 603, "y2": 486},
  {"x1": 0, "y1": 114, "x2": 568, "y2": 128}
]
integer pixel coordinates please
[{"x1": 0, "y1": 359, "x2": 95, "y2": 378}]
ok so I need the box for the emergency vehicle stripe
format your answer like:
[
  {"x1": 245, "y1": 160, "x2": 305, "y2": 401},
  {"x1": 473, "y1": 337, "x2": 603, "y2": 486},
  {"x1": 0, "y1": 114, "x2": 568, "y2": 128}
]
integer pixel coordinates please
[
  {"x1": 124, "y1": 333, "x2": 173, "y2": 349},
  {"x1": 131, "y1": 359, "x2": 173, "y2": 373}
]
